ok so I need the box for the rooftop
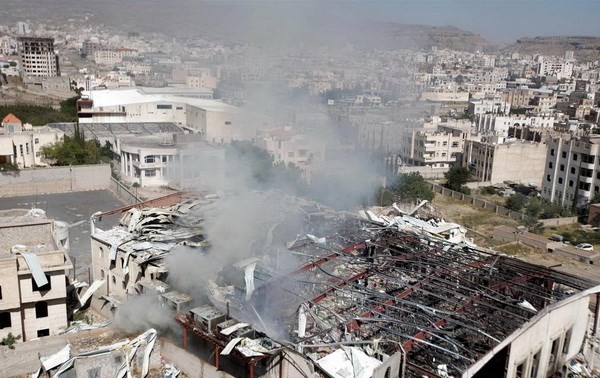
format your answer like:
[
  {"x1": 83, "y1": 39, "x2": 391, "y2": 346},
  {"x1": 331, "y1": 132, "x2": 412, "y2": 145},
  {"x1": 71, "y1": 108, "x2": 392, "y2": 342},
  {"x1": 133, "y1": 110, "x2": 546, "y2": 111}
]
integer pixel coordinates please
[{"x1": 81, "y1": 88, "x2": 238, "y2": 113}]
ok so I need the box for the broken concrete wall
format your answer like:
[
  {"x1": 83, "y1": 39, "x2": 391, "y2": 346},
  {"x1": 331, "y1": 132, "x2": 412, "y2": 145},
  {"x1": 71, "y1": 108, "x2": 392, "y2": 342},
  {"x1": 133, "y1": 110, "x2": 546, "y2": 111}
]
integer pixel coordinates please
[{"x1": 160, "y1": 338, "x2": 235, "y2": 378}]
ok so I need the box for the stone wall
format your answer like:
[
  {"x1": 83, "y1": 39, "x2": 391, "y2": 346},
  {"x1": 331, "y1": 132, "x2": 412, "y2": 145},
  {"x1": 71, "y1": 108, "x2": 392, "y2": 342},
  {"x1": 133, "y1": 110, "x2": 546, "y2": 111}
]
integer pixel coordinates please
[{"x1": 0, "y1": 164, "x2": 111, "y2": 197}]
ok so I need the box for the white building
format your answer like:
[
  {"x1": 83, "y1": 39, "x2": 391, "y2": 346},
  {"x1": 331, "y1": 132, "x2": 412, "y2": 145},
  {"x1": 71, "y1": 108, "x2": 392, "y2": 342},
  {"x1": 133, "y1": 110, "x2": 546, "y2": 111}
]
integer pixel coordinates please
[
  {"x1": 468, "y1": 97, "x2": 511, "y2": 115},
  {"x1": 77, "y1": 88, "x2": 242, "y2": 145},
  {"x1": 0, "y1": 114, "x2": 64, "y2": 168},
  {"x1": 117, "y1": 134, "x2": 225, "y2": 189},
  {"x1": 542, "y1": 136, "x2": 600, "y2": 208}
]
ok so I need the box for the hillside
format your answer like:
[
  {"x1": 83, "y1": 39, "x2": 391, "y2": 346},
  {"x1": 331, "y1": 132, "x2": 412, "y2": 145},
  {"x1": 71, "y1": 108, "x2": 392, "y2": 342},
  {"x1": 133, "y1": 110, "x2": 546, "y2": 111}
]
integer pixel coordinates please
[{"x1": 506, "y1": 35, "x2": 600, "y2": 61}]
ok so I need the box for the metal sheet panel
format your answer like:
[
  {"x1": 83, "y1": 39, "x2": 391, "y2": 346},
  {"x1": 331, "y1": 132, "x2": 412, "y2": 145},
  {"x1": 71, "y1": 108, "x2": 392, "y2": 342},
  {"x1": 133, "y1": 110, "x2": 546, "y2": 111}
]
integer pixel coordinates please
[{"x1": 21, "y1": 252, "x2": 48, "y2": 287}]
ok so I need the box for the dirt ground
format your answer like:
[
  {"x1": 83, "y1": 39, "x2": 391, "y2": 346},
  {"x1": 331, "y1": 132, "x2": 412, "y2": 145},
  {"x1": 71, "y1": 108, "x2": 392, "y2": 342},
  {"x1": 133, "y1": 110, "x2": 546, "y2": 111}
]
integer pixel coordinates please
[{"x1": 431, "y1": 194, "x2": 600, "y2": 283}]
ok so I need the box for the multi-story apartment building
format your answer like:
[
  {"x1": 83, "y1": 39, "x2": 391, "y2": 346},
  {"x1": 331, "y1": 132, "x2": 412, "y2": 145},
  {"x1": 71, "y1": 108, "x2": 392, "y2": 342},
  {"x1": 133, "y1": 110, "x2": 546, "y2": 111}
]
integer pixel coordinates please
[
  {"x1": 17, "y1": 36, "x2": 59, "y2": 77},
  {"x1": 400, "y1": 125, "x2": 469, "y2": 169},
  {"x1": 542, "y1": 136, "x2": 600, "y2": 208},
  {"x1": 538, "y1": 60, "x2": 573, "y2": 80},
  {"x1": 464, "y1": 140, "x2": 547, "y2": 185},
  {"x1": 0, "y1": 209, "x2": 71, "y2": 341}
]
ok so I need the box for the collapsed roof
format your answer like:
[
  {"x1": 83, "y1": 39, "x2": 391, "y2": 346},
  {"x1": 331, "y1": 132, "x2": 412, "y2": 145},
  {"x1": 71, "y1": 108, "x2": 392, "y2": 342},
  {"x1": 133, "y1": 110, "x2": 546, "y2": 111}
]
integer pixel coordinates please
[{"x1": 94, "y1": 192, "x2": 599, "y2": 377}]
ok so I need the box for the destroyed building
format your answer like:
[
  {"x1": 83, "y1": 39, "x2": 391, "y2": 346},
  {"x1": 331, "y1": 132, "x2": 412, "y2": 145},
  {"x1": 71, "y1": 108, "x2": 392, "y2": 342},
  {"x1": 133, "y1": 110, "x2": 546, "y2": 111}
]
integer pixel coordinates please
[
  {"x1": 0, "y1": 208, "x2": 72, "y2": 341},
  {"x1": 89, "y1": 192, "x2": 600, "y2": 378}
]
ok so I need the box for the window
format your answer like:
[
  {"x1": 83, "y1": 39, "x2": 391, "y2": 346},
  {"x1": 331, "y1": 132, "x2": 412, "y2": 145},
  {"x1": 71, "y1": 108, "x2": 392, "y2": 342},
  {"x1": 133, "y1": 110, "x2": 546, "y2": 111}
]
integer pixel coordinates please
[
  {"x1": 35, "y1": 301, "x2": 48, "y2": 318},
  {"x1": 0, "y1": 286, "x2": 2, "y2": 299},
  {"x1": 558, "y1": 177, "x2": 563, "y2": 184},
  {"x1": 515, "y1": 361, "x2": 525, "y2": 378},
  {"x1": 176, "y1": 106, "x2": 183, "y2": 110},
  {"x1": 224, "y1": 121, "x2": 231, "y2": 125},
  {"x1": 550, "y1": 148, "x2": 555, "y2": 156},
  {"x1": 451, "y1": 141, "x2": 459, "y2": 148},
  {"x1": 571, "y1": 167, "x2": 576, "y2": 174},
  {"x1": 549, "y1": 337, "x2": 560, "y2": 368},
  {"x1": 144, "y1": 155, "x2": 155, "y2": 163},
  {"x1": 26, "y1": 143, "x2": 29, "y2": 154},
  {"x1": 145, "y1": 169, "x2": 156, "y2": 177},
  {"x1": 560, "y1": 164, "x2": 564, "y2": 171},
  {"x1": 37, "y1": 329, "x2": 50, "y2": 337},
  {"x1": 0, "y1": 312, "x2": 11, "y2": 329},
  {"x1": 34, "y1": 138, "x2": 39, "y2": 144},
  {"x1": 19, "y1": 144, "x2": 23, "y2": 156},
  {"x1": 32, "y1": 275, "x2": 51, "y2": 291},
  {"x1": 156, "y1": 104, "x2": 172, "y2": 109},
  {"x1": 112, "y1": 276, "x2": 116, "y2": 285},
  {"x1": 549, "y1": 162, "x2": 553, "y2": 169},
  {"x1": 288, "y1": 152, "x2": 294, "y2": 158},
  {"x1": 100, "y1": 270, "x2": 105, "y2": 279},
  {"x1": 573, "y1": 153, "x2": 578, "y2": 161},
  {"x1": 562, "y1": 151, "x2": 567, "y2": 158},
  {"x1": 162, "y1": 156, "x2": 167, "y2": 163},
  {"x1": 530, "y1": 349, "x2": 541, "y2": 378},
  {"x1": 35, "y1": 152, "x2": 40, "y2": 157},
  {"x1": 99, "y1": 247, "x2": 104, "y2": 258},
  {"x1": 121, "y1": 257, "x2": 125, "y2": 269},
  {"x1": 569, "y1": 180, "x2": 574, "y2": 187},
  {"x1": 563, "y1": 328, "x2": 572, "y2": 355},
  {"x1": 546, "y1": 175, "x2": 551, "y2": 182}
]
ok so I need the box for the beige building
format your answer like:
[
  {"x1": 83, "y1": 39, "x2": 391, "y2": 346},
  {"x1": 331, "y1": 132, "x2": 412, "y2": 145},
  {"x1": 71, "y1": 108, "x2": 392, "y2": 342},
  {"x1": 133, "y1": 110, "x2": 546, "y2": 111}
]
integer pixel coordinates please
[
  {"x1": 400, "y1": 125, "x2": 471, "y2": 169},
  {"x1": 255, "y1": 128, "x2": 326, "y2": 178},
  {"x1": 186, "y1": 74, "x2": 217, "y2": 90},
  {"x1": 0, "y1": 209, "x2": 71, "y2": 341},
  {"x1": 464, "y1": 140, "x2": 548, "y2": 185},
  {"x1": 17, "y1": 36, "x2": 59, "y2": 77}
]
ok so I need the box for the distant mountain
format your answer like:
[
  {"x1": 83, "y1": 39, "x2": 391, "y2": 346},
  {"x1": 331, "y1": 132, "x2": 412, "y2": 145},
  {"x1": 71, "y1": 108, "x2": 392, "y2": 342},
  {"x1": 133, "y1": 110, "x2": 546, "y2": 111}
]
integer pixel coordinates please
[
  {"x1": 505, "y1": 35, "x2": 600, "y2": 60},
  {"x1": 372, "y1": 23, "x2": 497, "y2": 52},
  {"x1": 0, "y1": 0, "x2": 496, "y2": 52}
]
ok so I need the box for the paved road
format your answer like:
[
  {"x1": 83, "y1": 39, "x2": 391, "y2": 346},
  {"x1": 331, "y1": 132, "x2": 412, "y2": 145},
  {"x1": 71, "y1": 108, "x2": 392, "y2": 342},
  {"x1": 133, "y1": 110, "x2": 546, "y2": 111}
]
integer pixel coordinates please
[{"x1": 0, "y1": 190, "x2": 125, "y2": 278}]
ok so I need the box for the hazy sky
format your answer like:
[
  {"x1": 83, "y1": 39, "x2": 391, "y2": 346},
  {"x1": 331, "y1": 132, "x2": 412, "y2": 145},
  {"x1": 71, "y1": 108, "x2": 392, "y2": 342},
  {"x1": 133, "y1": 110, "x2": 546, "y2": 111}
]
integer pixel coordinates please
[{"x1": 360, "y1": 0, "x2": 600, "y2": 42}]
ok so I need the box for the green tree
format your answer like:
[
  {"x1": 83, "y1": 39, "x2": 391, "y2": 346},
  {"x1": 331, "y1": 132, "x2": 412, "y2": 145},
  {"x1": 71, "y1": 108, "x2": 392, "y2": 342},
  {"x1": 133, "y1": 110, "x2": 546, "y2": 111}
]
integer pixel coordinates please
[
  {"x1": 525, "y1": 197, "x2": 542, "y2": 217},
  {"x1": 444, "y1": 166, "x2": 470, "y2": 192},
  {"x1": 390, "y1": 172, "x2": 435, "y2": 203},
  {"x1": 505, "y1": 193, "x2": 528, "y2": 212}
]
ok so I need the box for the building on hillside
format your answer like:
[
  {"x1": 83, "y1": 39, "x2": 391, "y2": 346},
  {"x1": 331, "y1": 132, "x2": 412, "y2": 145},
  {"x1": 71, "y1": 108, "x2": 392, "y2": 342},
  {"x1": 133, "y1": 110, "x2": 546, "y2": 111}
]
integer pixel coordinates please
[
  {"x1": 17, "y1": 36, "x2": 59, "y2": 77},
  {"x1": 77, "y1": 88, "x2": 241, "y2": 145},
  {"x1": 464, "y1": 140, "x2": 548, "y2": 186},
  {"x1": 0, "y1": 114, "x2": 64, "y2": 168},
  {"x1": 542, "y1": 136, "x2": 600, "y2": 208},
  {"x1": 0, "y1": 208, "x2": 71, "y2": 342}
]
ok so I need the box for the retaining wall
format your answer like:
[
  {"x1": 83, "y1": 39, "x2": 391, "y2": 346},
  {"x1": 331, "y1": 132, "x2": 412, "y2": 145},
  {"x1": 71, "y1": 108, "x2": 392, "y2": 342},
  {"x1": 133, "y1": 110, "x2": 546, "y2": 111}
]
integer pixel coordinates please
[{"x1": 0, "y1": 164, "x2": 111, "y2": 197}]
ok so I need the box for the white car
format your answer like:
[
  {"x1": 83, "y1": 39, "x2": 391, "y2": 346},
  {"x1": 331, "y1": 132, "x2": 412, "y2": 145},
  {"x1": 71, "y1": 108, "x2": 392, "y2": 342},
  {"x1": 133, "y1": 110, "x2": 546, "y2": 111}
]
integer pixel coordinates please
[{"x1": 576, "y1": 243, "x2": 594, "y2": 251}]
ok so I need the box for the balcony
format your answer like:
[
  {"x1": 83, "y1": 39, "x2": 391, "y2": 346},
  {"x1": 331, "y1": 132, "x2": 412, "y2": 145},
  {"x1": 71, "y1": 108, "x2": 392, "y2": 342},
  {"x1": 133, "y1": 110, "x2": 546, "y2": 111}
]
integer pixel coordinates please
[{"x1": 132, "y1": 161, "x2": 164, "y2": 169}]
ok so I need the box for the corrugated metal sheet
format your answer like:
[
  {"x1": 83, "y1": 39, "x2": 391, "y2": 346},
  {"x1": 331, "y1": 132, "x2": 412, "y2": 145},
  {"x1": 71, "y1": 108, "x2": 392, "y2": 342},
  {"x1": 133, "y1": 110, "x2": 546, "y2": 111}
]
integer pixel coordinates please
[{"x1": 21, "y1": 252, "x2": 48, "y2": 287}]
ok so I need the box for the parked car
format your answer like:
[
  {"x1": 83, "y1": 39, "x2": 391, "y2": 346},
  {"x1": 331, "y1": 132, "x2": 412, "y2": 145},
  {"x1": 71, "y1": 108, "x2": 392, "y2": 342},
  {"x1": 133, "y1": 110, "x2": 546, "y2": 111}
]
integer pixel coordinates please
[
  {"x1": 549, "y1": 234, "x2": 564, "y2": 242},
  {"x1": 576, "y1": 243, "x2": 594, "y2": 251}
]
